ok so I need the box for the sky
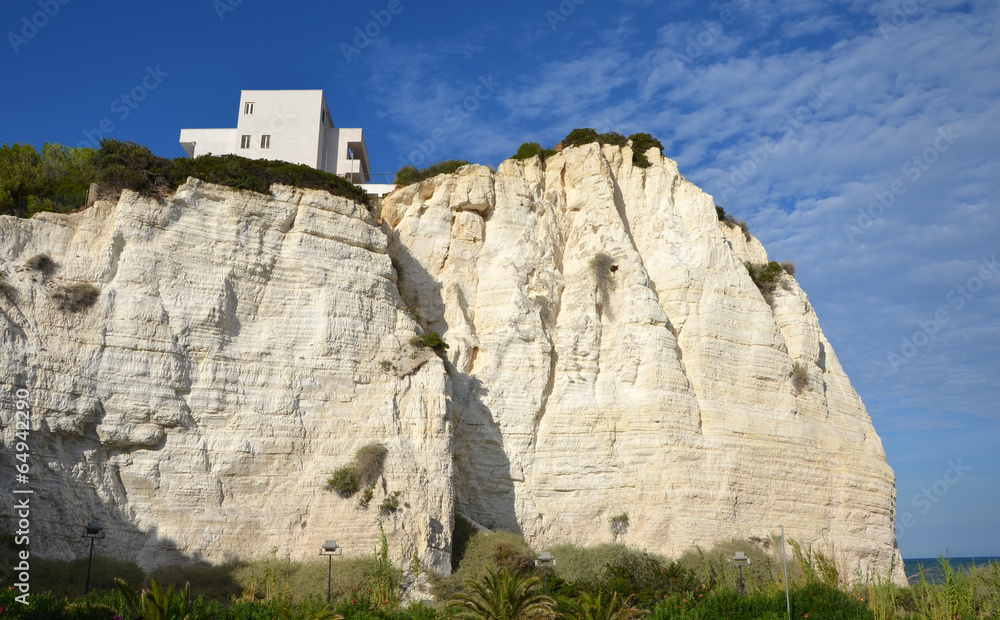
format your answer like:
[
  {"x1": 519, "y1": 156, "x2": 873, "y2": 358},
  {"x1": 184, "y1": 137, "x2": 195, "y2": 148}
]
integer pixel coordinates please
[{"x1": 2, "y1": 0, "x2": 997, "y2": 560}]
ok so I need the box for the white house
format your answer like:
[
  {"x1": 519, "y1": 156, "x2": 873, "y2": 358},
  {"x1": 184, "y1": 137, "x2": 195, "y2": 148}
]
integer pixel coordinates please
[{"x1": 179, "y1": 90, "x2": 373, "y2": 184}]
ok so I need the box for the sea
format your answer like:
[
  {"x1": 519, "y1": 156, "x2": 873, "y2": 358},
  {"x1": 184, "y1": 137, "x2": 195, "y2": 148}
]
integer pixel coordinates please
[{"x1": 903, "y1": 557, "x2": 1000, "y2": 585}]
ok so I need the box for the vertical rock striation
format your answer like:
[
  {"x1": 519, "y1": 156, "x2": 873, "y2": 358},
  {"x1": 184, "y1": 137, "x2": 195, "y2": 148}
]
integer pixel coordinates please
[{"x1": 381, "y1": 142, "x2": 904, "y2": 584}]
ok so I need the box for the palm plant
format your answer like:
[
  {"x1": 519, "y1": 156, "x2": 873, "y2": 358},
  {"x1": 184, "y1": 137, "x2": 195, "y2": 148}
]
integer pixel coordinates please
[
  {"x1": 560, "y1": 591, "x2": 646, "y2": 620},
  {"x1": 449, "y1": 566, "x2": 556, "y2": 620},
  {"x1": 114, "y1": 577, "x2": 191, "y2": 620}
]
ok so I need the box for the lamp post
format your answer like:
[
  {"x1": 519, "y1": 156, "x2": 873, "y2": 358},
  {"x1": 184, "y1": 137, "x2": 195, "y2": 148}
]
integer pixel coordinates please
[
  {"x1": 535, "y1": 551, "x2": 556, "y2": 596},
  {"x1": 319, "y1": 540, "x2": 342, "y2": 603},
  {"x1": 80, "y1": 522, "x2": 105, "y2": 594},
  {"x1": 733, "y1": 551, "x2": 751, "y2": 596}
]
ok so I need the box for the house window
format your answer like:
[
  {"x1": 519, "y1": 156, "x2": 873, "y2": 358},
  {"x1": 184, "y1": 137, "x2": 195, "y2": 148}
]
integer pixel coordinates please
[
  {"x1": 260, "y1": 135, "x2": 270, "y2": 149},
  {"x1": 240, "y1": 135, "x2": 251, "y2": 149},
  {"x1": 244, "y1": 102, "x2": 254, "y2": 115}
]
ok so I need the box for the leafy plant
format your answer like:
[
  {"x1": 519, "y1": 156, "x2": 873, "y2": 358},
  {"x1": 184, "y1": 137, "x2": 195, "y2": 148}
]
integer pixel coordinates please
[
  {"x1": 372, "y1": 521, "x2": 399, "y2": 608},
  {"x1": 115, "y1": 577, "x2": 191, "y2": 620},
  {"x1": 561, "y1": 591, "x2": 645, "y2": 620},
  {"x1": 511, "y1": 142, "x2": 557, "y2": 162},
  {"x1": 411, "y1": 331, "x2": 450, "y2": 352},
  {"x1": 395, "y1": 160, "x2": 470, "y2": 186},
  {"x1": 54, "y1": 283, "x2": 100, "y2": 312},
  {"x1": 448, "y1": 566, "x2": 556, "y2": 620},
  {"x1": 327, "y1": 466, "x2": 361, "y2": 498},
  {"x1": 379, "y1": 360, "x2": 398, "y2": 373},
  {"x1": 600, "y1": 548, "x2": 697, "y2": 609}
]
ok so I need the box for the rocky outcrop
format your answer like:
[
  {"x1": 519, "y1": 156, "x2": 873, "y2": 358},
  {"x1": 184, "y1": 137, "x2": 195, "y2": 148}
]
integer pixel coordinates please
[
  {"x1": 382, "y1": 142, "x2": 904, "y2": 584},
  {"x1": 0, "y1": 142, "x2": 904, "y2": 585}
]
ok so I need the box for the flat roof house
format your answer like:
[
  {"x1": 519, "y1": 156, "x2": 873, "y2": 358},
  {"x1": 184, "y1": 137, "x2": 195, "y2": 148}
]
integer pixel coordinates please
[{"x1": 179, "y1": 90, "x2": 372, "y2": 184}]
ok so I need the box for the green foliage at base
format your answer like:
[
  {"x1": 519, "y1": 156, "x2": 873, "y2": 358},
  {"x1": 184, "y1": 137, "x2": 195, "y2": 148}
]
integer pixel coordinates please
[
  {"x1": 395, "y1": 160, "x2": 470, "y2": 186},
  {"x1": 510, "y1": 142, "x2": 558, "y2": 163},
  {"x1": 558, "y1": 129, "x2": 664, "y2": 167}
]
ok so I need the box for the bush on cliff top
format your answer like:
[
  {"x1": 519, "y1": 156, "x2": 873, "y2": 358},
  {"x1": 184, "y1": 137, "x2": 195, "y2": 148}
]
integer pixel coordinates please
[
  {"x1": 394, "y1": 160, "x2": 470, "y2": 186},
  {"x1": 559, "y1": 129, "x2": 664, "y2": 168}
]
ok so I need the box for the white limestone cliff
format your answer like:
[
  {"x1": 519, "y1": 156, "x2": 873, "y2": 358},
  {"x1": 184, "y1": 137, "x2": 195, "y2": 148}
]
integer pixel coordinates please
[
  {"x1": 382, "y1": 142, "x2": 905, "y2": 585},
  {"x1": 0, "y1": 142, "x2": 905, "y2": 585}
]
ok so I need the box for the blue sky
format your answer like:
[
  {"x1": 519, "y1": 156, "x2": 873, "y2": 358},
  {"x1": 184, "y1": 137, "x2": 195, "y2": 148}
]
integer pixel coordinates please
[{"x1": 2, "y1": 0, "x2": 997, "y2": 559}]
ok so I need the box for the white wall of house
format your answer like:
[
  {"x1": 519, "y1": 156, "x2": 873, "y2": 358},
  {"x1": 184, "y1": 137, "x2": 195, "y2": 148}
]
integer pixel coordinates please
[{"x1": 179, "y1": 90, "x2": 373, "y2": 183}]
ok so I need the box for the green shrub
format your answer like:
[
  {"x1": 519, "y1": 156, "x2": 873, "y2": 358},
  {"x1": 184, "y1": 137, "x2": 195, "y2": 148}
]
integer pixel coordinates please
[
  {"x1": 96, "y1": 139, "x2": 171, "y2": 194},
  {"x1": 597, "y1": 131, "x2": 628, "y2": 147},
  {"x1": 54, "y1": 283, "x2": 100, "y2": 312},
  {"x1": 600, "y1": 547, "x2": 698, "y2": 609},
  {"x1": 437, "y1": 530, "x2": 537, "y2": 600},
  {"x1": 379, "y1": 490, "x2": 402, "y2": 515},
  {"x1": 358, "y1": 483, "x2": 375, "y2": 508},
  {"x1": 745, "y1": 261, "x2": 787, "y2": 304},
  {"x1": 548, "y1": 543, "x2": 626, "y2": 585},
  {"x1": 675, "y1": 537, "x2": 791, "y2": 594},
  {"x1": 394, "y1": 160, "x2": 470, "y2": 186},
  {"x1": 327, "y1": 465, "x2": 361, "y2": 498},
  {"x1": 411, "y1": 331, "x2": 450, "y2": 352},
  {"x1": 562, "y1": 128, "x2": 600, "y2": 148},
  {"x1": 628, "y1": 132, "x2": 664, "y2": 168},
  {"x1": 512, "y1": 142, "x2": 543, "y2": 161},
  {"x1": 171, "y1": 153, "x2": 370, "y2": 206},
  {"x1": 25, "y1": 253, "x2": 56, "y2": 275},
  {"x1": 356, "y1": 443, "x2": 388, "y2": 486}
]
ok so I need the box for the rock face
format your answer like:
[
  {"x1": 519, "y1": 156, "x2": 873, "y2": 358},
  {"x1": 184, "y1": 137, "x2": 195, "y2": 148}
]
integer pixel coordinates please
[
  {"x1": 382, "y1": 143, "x2": 904, "y2": 584},
  {"x1": 0, "y1": 143, "x2": 904, "y2": 585},
  {"x1": 0, "y1": 180, "x2": 454, "y2": 574}
]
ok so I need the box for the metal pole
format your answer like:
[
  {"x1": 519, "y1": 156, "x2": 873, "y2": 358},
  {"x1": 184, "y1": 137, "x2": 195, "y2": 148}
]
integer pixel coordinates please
[
  {"x1": 85, "y1": 537, "x2": 95, "y2": 594},
  {"x1": 544, "y1": 567, "x2": 548, "y2": 596},
  {"x1": 738, "y1": 564, "x2": 745, "y2": 596},
  {"x1": 327, "y1": 554, "x2": 333, "y2": 603},
  {"x1": 782, "y1": 525, "x2": 791, "y2": 620}
]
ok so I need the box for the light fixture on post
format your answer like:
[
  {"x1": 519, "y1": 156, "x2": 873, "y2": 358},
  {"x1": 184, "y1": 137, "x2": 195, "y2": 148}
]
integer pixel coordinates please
[
  {"x1": 733, "y1": 551, "x2": 751, "y2": 596},
  {"x1": 80, "y1": 522, "x2": 105, "y2": 594},
  {"x1": 534, "y1": 551, "x2": 557, "y2": 596},
  {"x1": 319, "y1": 540, "x2": 342, "y2": 603}
]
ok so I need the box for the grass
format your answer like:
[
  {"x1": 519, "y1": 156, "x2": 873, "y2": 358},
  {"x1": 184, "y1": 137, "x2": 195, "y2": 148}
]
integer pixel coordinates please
[{"x1": 745, "y1": 261, "x2": 789, "y2": 305}]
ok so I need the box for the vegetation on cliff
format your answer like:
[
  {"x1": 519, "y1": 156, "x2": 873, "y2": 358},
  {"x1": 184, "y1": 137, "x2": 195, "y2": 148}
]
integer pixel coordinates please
[{"x1": 0, "y1": 139, "x2": 371, "y2": 217}]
